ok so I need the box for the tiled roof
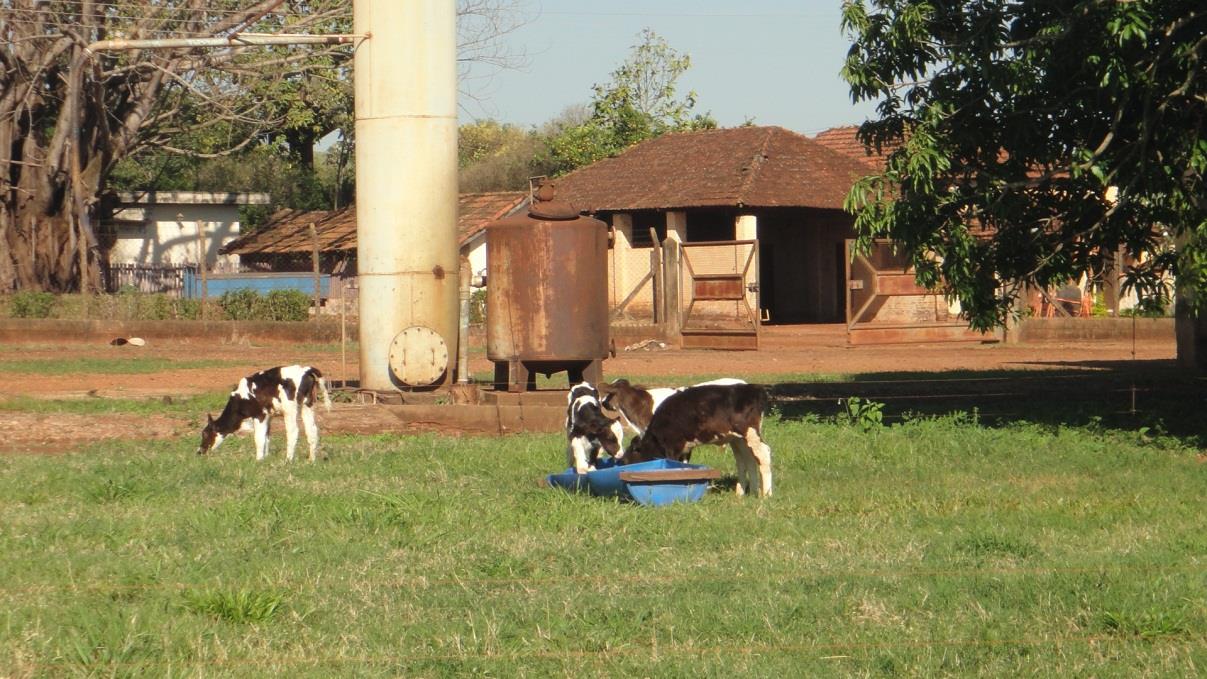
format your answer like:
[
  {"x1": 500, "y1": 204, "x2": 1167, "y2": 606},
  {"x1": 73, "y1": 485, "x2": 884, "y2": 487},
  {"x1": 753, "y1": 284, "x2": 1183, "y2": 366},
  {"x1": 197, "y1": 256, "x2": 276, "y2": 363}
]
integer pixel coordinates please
[
  {"x1": 456, "y1": 192, "x2": 529, "y2": 243},
  {"x1": 221, "y1": 192, "x2": 527, "y2": 255},
  {"x1": 812, "y1": 126, "x2": 896, "y2": 170},
  {"x1": 551, "y1": 126, "x2": 874, "y2": 212}
]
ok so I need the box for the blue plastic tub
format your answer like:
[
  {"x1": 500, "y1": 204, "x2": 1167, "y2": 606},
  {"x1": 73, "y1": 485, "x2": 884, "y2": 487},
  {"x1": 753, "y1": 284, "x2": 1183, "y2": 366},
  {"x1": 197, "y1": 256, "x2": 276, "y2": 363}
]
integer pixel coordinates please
[{"x1": 545, "y1": 458, "x2": 721, "y2": 506}]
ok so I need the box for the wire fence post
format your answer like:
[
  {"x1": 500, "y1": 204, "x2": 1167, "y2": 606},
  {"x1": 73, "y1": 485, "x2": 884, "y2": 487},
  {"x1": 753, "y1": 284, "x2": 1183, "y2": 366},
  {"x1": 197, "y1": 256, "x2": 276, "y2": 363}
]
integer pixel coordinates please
[{"x1": 310, "y1": 222, "x2": 321, "y2": 322}]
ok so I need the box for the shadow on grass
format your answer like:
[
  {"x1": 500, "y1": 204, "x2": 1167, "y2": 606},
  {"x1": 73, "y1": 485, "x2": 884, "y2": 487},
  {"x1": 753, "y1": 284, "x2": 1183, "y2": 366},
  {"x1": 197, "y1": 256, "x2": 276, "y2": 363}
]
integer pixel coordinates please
[{"x1": 766, "y1": 358, "x2": 1206, "y2": 446}]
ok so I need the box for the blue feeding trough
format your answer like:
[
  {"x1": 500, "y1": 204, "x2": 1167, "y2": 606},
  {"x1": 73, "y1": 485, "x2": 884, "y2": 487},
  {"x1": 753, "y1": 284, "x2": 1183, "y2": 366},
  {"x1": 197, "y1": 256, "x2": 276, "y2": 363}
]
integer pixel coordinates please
[{"x1": 545, "y1": 458, "x2": 721, "y2": 507}]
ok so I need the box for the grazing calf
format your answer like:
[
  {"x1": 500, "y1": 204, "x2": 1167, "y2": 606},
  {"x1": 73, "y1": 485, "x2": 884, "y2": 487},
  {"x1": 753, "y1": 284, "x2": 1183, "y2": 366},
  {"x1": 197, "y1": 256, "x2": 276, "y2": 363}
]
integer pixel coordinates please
[
  {"x1": 622, "y1": 383, "x2": 772, "y2": 497},
  {"x1": 565, "y1": 382, "x2": 624, "y2": 474},
  {"x1": 198, "y1": 365, "x2": 332, "y2": 462},
  {"x1": 600, "y1": 378, "x2": 746, "y2": 438}
]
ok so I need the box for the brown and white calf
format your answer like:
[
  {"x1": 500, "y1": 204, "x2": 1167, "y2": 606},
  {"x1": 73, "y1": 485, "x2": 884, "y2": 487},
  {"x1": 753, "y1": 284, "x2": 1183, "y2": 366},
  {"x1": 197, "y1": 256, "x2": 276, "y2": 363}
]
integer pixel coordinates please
[
  {"x1": 621, "y1": 383, "x2": 772, "y2": 497},
  {"x1": 198, "y1": 365, "x2": 332, "y2": 462},
  {"x1": 565, "y1": 382, "x2": 624, "y2": 474},
  {"x1": 600, "y1": 378, "x2": 746, "y2": 439}
]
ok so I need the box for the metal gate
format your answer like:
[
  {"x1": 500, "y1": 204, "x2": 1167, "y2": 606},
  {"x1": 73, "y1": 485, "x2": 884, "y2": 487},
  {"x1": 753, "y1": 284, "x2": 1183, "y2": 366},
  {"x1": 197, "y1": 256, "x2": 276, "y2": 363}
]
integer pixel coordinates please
[
  {"x1": 679, "y1": 239, "x2": 760, "y2": 350},
  {"x1": 846, "y1": 240, "x2": 994, "y2": 344}
]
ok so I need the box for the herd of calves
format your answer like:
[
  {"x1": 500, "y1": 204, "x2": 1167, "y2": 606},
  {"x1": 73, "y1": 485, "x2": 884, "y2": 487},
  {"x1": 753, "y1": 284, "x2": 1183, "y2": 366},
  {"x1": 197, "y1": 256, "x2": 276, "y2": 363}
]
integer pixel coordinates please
[{"x1": 196, "y1": 365, "x2": 772, "y2": 498}]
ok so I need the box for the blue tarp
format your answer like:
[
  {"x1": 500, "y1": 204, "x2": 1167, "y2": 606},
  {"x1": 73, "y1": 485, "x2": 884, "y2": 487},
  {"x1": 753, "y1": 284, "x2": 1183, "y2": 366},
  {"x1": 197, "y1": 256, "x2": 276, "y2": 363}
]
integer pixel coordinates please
[{"x1": 183, "y1": 270, "x2": 330, "y2": 299}]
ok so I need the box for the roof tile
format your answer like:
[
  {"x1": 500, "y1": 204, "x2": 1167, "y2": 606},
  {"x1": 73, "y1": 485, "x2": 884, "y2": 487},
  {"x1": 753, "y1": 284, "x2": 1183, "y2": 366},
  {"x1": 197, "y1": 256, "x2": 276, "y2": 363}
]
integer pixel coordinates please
[
  {"x1": 552, "y1": 126, "x2": 874, "y2": 212},
  {"x1": 812, "y1": 125, "x2": 898, "y2": 170},
  {"x1": 221, "y1": 192, "x2": 527, "y2": 255}
]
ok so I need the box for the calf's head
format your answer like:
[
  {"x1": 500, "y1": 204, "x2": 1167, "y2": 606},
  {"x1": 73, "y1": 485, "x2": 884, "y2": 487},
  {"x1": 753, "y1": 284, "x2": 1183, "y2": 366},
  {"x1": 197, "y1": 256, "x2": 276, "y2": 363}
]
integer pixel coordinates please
[
  {"x1": 197, "y1": 414, "x2": 226, "y2": 455},
  {"x1": 598, "y1": 379, "x2": 653, "y2": 420},
  {"x1": 620, "y1": 432, "x2": 663, "y2": 464}
]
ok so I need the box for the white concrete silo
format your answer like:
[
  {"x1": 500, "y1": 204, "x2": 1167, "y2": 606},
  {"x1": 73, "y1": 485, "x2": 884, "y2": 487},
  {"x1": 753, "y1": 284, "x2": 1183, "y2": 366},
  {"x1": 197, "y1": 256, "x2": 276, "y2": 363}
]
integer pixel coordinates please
[{"x1": 353, "y1": 0, "x2": 459, "y2": 390}]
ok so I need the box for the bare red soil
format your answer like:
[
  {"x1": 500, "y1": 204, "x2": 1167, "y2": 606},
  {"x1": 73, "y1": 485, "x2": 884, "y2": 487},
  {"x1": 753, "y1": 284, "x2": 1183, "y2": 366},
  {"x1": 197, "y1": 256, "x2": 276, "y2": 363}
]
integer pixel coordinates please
[{"x1": 0, "y1": 325, "x2": 1177, "y2": 454}]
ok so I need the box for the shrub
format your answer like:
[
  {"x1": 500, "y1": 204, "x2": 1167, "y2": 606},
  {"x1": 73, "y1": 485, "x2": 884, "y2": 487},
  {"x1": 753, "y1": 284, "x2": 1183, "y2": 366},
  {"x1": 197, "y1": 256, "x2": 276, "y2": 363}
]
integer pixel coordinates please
[
  {"x1": 4, "y1": 289, "x2": 308, "y2": 322},
  {"x1": 218, "y1": 288, "x2": 311, "y2": 321},
  {"x1": 218, "y1": 289, "x2": 261, "y2": 321},
  {"x1": 261, "y1": 289, "x2": 312, "y2": 322},
  {"x1": 10, "y1": 291, "x2": 56, "y2": 318},
  {"x1": 469, "y1": 289, "x2": 487, "y2": 325},
  {"x1": 176, "y1": 298, "x2": 204, "y2": 320}
]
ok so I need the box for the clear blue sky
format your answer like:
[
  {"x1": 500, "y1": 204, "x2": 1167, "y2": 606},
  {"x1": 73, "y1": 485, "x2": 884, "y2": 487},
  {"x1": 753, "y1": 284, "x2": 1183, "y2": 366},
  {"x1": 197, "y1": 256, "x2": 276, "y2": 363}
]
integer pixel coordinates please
[{"x1": 459, "y1": 0, "x2": 878, "y2": 135}]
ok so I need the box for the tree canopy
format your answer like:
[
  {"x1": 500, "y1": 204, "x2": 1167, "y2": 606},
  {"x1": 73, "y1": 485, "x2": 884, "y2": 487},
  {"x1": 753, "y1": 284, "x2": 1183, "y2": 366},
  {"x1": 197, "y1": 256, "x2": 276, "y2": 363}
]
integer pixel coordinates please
[
  {"x1": 841, "y1": 0, "x2": 1206, "y2": 329},
  {"x1": 546, "y1": 29, "x2": 716, "y2": 175}
]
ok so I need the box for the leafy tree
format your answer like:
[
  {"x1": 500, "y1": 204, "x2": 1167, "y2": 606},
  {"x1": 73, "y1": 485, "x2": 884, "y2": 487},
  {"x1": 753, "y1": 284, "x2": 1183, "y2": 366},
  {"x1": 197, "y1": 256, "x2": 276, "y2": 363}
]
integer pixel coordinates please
[
  {"x1": 457, "y1": 120, "x2": 553, "y2": 192},
  {"x1": 0, "y1": 1, "x2": 529, "y2": 292},
  {"x1": 547, "y1": 29, "x2": 716, "y2": 175},
  {"x1": 840, "y1": 0, "x2": 1206, "y2": 330}
]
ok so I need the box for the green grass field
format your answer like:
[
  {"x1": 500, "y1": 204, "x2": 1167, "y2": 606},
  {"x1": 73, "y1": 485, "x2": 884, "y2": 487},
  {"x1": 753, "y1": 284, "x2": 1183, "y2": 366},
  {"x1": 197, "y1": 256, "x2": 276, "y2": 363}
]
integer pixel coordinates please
[
  {"x1": 2, "y1": 410, "x2": 1205, "y2": 677},
  {"x1": 0, "y1": 356, "x2": 231, "y2": 375}
]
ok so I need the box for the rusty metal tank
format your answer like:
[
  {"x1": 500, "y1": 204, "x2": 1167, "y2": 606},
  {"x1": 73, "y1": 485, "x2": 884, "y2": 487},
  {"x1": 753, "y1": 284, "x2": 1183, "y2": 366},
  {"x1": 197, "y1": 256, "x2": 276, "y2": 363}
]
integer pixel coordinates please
[{"x1": 486, "y1": 183, "x2": 609, "y2": 391}]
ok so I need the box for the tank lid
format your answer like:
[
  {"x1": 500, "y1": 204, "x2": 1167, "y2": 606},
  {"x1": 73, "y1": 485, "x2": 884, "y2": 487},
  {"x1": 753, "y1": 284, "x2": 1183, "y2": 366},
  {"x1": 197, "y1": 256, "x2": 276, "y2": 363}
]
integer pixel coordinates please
[{"x1": 528, "y1": 183, "x2": 580, "y2": 221}]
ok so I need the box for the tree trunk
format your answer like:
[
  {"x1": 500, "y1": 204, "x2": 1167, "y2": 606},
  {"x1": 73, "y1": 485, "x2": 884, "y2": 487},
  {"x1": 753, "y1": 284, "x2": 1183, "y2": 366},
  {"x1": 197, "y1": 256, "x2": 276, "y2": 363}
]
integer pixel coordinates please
[
  {"x1": 286, "y1": 129, "x2": 317, "y2": 171},
  {"x1": 0, "y1": 119, "x2": 101, "y2": 292}
]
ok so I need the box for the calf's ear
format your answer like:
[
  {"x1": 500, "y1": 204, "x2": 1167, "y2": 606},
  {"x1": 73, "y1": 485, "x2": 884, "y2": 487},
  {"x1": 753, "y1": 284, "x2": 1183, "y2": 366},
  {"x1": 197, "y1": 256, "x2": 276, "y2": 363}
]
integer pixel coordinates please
[{"x1": 207, "y1": 413, "x2": 214, "y2": 424}]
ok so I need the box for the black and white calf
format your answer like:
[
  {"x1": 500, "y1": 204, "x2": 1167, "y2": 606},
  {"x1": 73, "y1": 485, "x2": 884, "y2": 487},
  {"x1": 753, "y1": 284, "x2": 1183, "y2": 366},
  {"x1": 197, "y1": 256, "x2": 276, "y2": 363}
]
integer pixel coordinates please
[
  {"x1": 198, "y1": 365, "x2": 332, "y2": 462},
  {"x1": 565, "y1": 381, "x2": 624, "y2": 474},
  {"x1": 600, "y1": 378, "x2": 746, "y2": 438},
  {"x1": 622, "y1": 383, "x2": 772, "y2": 497}
]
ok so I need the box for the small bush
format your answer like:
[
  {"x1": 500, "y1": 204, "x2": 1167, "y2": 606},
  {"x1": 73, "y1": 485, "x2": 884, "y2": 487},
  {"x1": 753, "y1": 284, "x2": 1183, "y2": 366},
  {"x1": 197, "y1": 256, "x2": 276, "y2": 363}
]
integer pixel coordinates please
[
  {"x1": 261, "y1": 289, "x2": 312, "y2": 321},
  {"x1": 219, "y1": 289, "x2": 261, "y2": 321},
  {"x1": 218, "y1": 288, "x2": 311, "y2": 321},
  {"x1": 837, "y1": 396, "x2": 885, "y2": 431},
  {"x1": 9, "y1": 291, "x2": 57, "y2": 318},
  {"x1": 469, "y1": 289, "x2": 487, "y2": 325},
  {"x1": 142, "y1": 293, "x2": 175, "y2": 321},
  {"x1": 176, "y1": 298, "x2": 204, "y2": 320}
]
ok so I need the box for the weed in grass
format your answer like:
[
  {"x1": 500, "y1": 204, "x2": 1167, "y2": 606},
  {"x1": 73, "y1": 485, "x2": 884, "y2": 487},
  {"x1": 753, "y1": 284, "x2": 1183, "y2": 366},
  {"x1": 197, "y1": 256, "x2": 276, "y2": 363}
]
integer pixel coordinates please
[
  {"x1": 1101, "y1": 608, "x2": 1190, "y2": 640},
  {"x1": 337, "y1": 489, "x2": 414, "y2": 531},
  {"x1": 66, "y1": 625, "x2": 156, "y2": 672},
  {"x1": 955, "y1": 533, "x2": 1040, "y2": 562},
  {"x1": 85, "y1": 477, "x2": 147, "y2": 503},
  {"x1": 837, "y1": 396, "x2": 886, "y2": 431},
  {"x1": 181, "y1": 588, "x2": 285, "y2": 624}
]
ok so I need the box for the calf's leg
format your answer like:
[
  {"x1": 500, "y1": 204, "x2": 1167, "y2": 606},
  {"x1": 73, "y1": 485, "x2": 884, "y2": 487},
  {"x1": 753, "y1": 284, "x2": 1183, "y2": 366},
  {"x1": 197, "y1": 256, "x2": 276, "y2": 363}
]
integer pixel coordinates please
[
  {"x1": 301, "y1": 404, "x2": 320, "y2": 462},
  {"x1": 729, "y1": 438, "x2": 755, "y2": 497},
  {"x1": 567, "y1": 436, "x2": 591, "y2": 474},
  {"x1": 253, "y1": 417, "x2": 271, "y2": 461},
  {"x1": 746, "y1": 428, "x2": 773, "y2": 497},
  {"x1": 282, "y1": 401, "x2": 300, "y2": 462}
]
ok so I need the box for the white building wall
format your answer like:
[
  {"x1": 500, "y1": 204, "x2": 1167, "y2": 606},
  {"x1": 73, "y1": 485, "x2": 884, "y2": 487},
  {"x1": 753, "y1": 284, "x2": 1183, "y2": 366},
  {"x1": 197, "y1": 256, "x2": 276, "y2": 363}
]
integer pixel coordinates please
[
  {"x1": 109, "y1": 204, "x2": 240, "y2": 271},
  {"x1": 463, "y1": 235, "x2": 487, "y2": 279},
  {"x1": 108, "y1": 192, "x2": 269, "y2": 271}
]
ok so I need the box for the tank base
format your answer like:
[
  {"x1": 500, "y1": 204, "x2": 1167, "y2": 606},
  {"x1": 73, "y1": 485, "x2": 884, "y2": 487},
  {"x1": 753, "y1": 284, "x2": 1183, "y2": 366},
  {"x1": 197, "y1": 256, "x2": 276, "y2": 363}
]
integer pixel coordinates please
[{"x1": 492, "y1": 359, "x2": 603, "y2": 393}]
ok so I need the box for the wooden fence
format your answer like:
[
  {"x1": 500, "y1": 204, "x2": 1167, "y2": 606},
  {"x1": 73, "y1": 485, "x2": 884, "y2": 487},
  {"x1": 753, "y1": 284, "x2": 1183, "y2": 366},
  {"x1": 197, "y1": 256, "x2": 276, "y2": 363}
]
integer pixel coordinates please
[{"x1": 101, "y1": 263, "x2": 196, "y2": 296}]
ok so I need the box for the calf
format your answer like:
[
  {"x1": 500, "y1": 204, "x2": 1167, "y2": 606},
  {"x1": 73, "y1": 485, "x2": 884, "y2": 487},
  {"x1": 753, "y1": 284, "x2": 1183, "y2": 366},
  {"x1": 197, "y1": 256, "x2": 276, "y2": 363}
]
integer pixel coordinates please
[
  {"x1": 600, "y1": 378, "x2": 746, "y2": 438},
  {"x1": 622, "y1": 383, "x2": 772, "y2": 497},
  {"x1": 198, "y1": 365, "x2": 332, "y2": 462},
  {"x1": 565, "y1": 382, "x2": 624, "y2": 474}
]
